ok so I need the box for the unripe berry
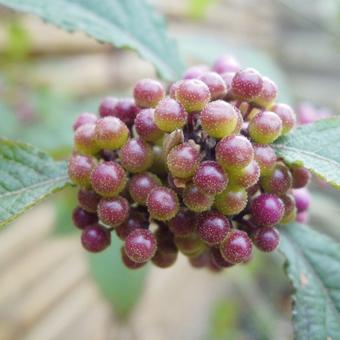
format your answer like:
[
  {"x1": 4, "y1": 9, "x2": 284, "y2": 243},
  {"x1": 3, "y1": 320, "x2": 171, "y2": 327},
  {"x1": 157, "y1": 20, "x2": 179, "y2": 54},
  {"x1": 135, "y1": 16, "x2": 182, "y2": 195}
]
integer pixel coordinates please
[
  {"x1": 119, "y1": 139, "x2": 153, "y2": 173},
  {"x1": 176, "y1": 79, "x2": 210, "y2": 112},
  {"x1": 183, "y1": 65, "x2": 209, "y2": 79},
  {"x1": 154, "y1": 97, "x2": 187, "y2": 132},
  {"x1": 99, "y1": 97, "x2": 118, "y2": 117},
  {"x1": 215, "y1": 186, "x2": 248, "y2": 216},
  {"x1": 128, "y1": 172, "x2": 161, "y2": 205},
  {"x1": 95, "y1": 116, "x2": 129, "y2": 150},
  {"x1": 198, "y1": 72, "x2": 227, "y2": 100},
  {"x1": 212, "y1": 55, "x2": 240, "y2": 74},
  {"x1": 220, "y1": 230, "x2": 253, "y2": 264},
  {"x1": 200, "y1": 100, "x2": 238, "y2": 138},
  {"x1": 168, "y1": 209, "x2": 197, "y2": 237},
  {"x1": 68, "y1": 154, "x2": 95, "y2": 188},
  {"x1": 248, "y1": 111, "x2": 282, "y2": 144},
  {"x1": 293, "y1": 188, "x2": 311, "y2": 213},
  {"x1": 72, "y1": 206, "x2": 98, "y2": 229},
  {"x1": 193, "y1": 161, "x2": 228, "y2": 195},
  {"x1": 121, "y1": 247, "x2": 146, "y2": 269},
  {"x1": 152, "y1": 145, "x2": 168, "y2": 176},
  {"x1": 197, "y1": 211, "x2": 231, "y2": 245},
  {"x1": 261, "y1": 163, "x2": 292, "y2": 196},
  {"x1": 250, "y1": 193, "x2": 284, "y2": 226},
  {"x1": 97, "y1": 196, "x2": 129, "y2": 227},
  {"x1": 231, "y1": 108, "x2": 244, "y2": 134},
  {"x1": 115, "y1": 211, "x2": 148, "y2": 241},
  {"x1": 216, "y1": 135, "x2": 254, "y2": 171},
  {"x1": 271, "y1": 103, "x2": 296, "y2": 135},
  {"x1": 169, "y1": 80, "x2": 184, "y2": 99},
  {"x1": 231, "y1": 68, "x2": 263, "y2": 100},
  {"x1": 228, "y1": 160, "x2": 260, "y2": 189},
  {"x1": 124, "y1": 229, "x2": 157, "y2": 263},
  {"x1": 74, "y1": 123, "x2": 100, "y2": 155},
  {"x1": 81, "y1": 224, "x2": 111, "y2": 252},
  {"x1": 253, "y1": 227, "x2": 280, "y2": 252},
  {"x1": 167, "y1": 142, "x2": 200, "y2": 179},
  {"x1": 73, "y1": 112, "x2": 97, "y2": 131},
  {"x1": 133, "y1": 79, "x2": 165, "y2": 108},
  {"x1": 147, "y1": 187, "x2": 179, "y2": 221},
  {"x1": 221, "y1": 72, "x2": 236, "y2": 100},
  {"x1": 253, "y1": 144, "x2": 277, "y2": 175},
  {"x1": 112, "y1": 98, "x2": 139, "y2": 126},
  {"x1": 290, "y1": 166, "x2": 311, "y2": 188},
  {"x1": 77, "y1": 188, "x2": 101, "y2": 213},
  {"x1": 91, "y1": 161, "x2": 126, "y2": 197},
  {"x1": 135, "y1": 108, "x2": 163, "y2": 142},
  {"x1": 183, "y1": 184, "x2": 214, "y2": 212},
  {"x1": 254, "y1": 76, "x2": 278, "y2": 108}
]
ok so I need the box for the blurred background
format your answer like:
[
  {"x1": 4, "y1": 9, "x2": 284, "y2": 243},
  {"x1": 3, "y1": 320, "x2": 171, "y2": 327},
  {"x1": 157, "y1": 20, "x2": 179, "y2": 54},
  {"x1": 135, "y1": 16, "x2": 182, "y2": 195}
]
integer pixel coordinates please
[{"x1": 0, "y1": 0, "x2": 339, "y2": 339}]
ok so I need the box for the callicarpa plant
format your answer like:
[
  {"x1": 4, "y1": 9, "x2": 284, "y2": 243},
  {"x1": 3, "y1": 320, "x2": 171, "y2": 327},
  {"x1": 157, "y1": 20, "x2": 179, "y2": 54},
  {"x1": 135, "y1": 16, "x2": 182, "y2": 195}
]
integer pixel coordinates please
[
  {"x1": 0, "y1": 1, "x2": 339, "y2": 339},
  {"x1": 69, "y1": 58, "x2": 310, "y2": 270}
]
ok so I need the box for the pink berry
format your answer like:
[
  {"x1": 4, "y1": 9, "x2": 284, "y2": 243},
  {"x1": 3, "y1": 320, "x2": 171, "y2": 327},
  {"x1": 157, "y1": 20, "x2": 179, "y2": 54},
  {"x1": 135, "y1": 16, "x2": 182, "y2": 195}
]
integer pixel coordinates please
[
  {"x1": 212, "y1": 55, "x2": 240, "y2": 74},
  {"x1": 229, "y1": 160, "x2": 260, "y2": 189},
  {"x1": 124, "y1": 229, "x2": 157, "y2": 263},
  {"x1": 271, "y1": 103, "x2": 296, "y2": 135},
  {"x1": 97, "y1": 196, "x2": 129, "y2": 227},
  {"x1": 290, "y1": 166, "x2": 311, "y2": 189},
  {"x1": 99, "y1": 97, "x2": 118, "y2": 117},
  {"x1": 197, "y1": 211, "x2": 231, "y2": 245},
  {"x1": 168, "y1": 209, "x2": 197, "y2": 237},
  {"x1": 293, "y1": 188, "x2": 311, "y2": 213},
  {"x1": 133, "y1": 79, "x2": 165, "y2": 108},
  {"x1": 198, "y1": 72, "x2": 227, "y2": 100},
  {"x1": 231, "y1": 68, "x2": 263, "y2": 100},
  {"x1": 73, "y1": 112, "x2": 97, "y2": 131},
  {"x1": 68, "y1": 154, "x2": 95, "y2": 188},
  {"x1": 183, "y1": 184, "x2": 214, "y2": 212},
  {"x1": 183, "y1": 65, "x2": 209, "y2": 79},
  {"x1": 255, "y1": 76, "x2": 278, "y2": 108},
  {"x1": 112, "y1": 98, "x2": 139, "y2": 126},
  {"x1": 220, "y1": 230, "x2": 253, "y2": 264},
  {"x1": 74, "y1": 123, "x2": 100, "y2": 155},
  {"x1": 261, "y1": 163, "x2": 293, "y2": 196},
  {"x1": 253, "y1": 144, "x2": 277, "y2": 175},
  {"x1": 215, "y1": 186, "x2": 248, "y2": 216},
  {"x1": 135, "y1": 108, "x2": 163, "y2": 142}
]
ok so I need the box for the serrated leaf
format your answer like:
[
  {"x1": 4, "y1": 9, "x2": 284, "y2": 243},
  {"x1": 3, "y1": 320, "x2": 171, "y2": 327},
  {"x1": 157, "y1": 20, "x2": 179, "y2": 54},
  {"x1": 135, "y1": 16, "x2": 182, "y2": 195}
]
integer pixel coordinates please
[
  {"x1": 280, "y1": 223, "x2": 340, "y2": 340},
  {"x1": 87, "y1": 234, "x2": 148, "y2": 318},
  {"x1": 0, "y1": 0, "x2": 184, "y2": 80},
  {"x1": 0, "y1": 139, "x2": 71, "y2": 228},
  {"x1": 273, "y1": 118, "x2": 340, "y2": 189}
]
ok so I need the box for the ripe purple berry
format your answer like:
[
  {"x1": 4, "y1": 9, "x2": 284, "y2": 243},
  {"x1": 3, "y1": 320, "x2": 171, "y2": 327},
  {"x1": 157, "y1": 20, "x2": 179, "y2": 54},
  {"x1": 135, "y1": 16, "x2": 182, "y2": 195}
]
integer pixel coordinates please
[
  {"x1": 115, "y1": 211, "x2": 148, "y2": 241},
  {"x1": 99, "y1": 97, "x2": 118, "y2": 117},
  {"x1": 176, "y1": 79, "x2": 210, "y2": 112},
  {"x1": 128, "y1": 172, "x2": 161, "y2": 205},
  {"x1": 77, "y1": 188, "x2": 101, "y2": 213},
  {"x1": 290, "y1": 166, "x2": 311, "y2": 189},
  {"x1": 168, "y1": 209, "x2": 197, "y2": 237},
  {"x1": 111, "y1": 98, "x2": 139, "y2": 126},
  {"x1": 293, "y1": 188, "x2": 311, "y2": 213},
  {"x1": 253, "y1": 227, "x2": 280, "y2": 252},
  {"x1": 197, "y1": 211, "x2": 231, "y2": 245},
  {"x1": 209, "y1": 247, "x2": 234, "y2": 268},
  {"x1": 231, "y1": 68, "x2": 263, "y2": 100},
  {"x1": 250, "y1": 193, "x2": 284, "y2": 226},
  {"x1": 200, "y1": 100, "x2": 238, "y2": 138},
  {"x1": 97, "y1": 196, "x2": 129, "y2": 227},
  {"x1": 72, "y1": 206, "x2": 98, "y2": 229},
  {"x1": 81, "y1": 224, "x2": 111, "y2": 252},
  {"x1": 124, "y1": 229, "x2": 157, "y2": 263},
  {"x1": 119, "y1": 139, "x2": 153, "y2": 173},
  {"x1": 91, "y1": 161, "x2": 126, "y2": 197},
  {"x1": 133, "y1": 79, "x2": 165, "y2": 108},
  {"x1": 121, "y1": 247, "x2": 146, "y2": 269},
  {"x1": 147, "y1": 187, "x2": 179, "y2": 221},
  {"x1": 193, "y1": 161, "x2": 228, "y2": 195},
  {"x1": 220, "y1": 230, "x2": 253, "y2": 264},
  {"x1": 174, "y1": 233, "x2": 206, "y2": 257}
]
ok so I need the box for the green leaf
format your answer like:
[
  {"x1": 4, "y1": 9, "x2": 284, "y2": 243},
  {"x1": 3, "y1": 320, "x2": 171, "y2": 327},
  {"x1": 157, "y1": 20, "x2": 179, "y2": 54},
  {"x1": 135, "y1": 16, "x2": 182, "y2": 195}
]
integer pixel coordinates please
[
  {"x1": 87, "y1": 234, "x2": 148, "y2": 318},
  {"x1": 0, "y1": 0, "x2": 184, "y2": 80},
  {"x1": 273, "y1": 118, "x2": 340, "y2": 189},
  {"x1": 280, "y1": 223, "x2": 340, "y2": 340},
  {"x1": 0, "y1": 139, "x2": 71, "y2": 228}
]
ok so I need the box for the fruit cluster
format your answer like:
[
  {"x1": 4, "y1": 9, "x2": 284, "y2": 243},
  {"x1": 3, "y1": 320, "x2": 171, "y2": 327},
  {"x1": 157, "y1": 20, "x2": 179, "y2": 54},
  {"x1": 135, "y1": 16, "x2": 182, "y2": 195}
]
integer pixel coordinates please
[{"x1": 68, "y1": 55, "x2": 311, "y2": 271}]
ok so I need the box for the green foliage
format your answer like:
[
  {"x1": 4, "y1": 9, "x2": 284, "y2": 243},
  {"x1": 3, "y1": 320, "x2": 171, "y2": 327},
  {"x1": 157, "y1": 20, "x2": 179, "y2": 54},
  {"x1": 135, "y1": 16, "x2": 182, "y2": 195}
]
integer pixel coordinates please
[
  {"x1": 87, "y1": 234, "x2": 148, "y2": 318},
  {"x1": 187, "y1": 0, "x2": 218, "y2": 20},
  {"x1": 274, "y1": 118, "x2": 340, "y2": 189},
  {"x1": 0, "y1": 0, "x2": 184, "y2": 80},
  {"x1": 280, "y1": 223, "x2": 340, "y2": 340},
  {"x1": 0, "y1": 139, "x2": 71, "y2": 228}
]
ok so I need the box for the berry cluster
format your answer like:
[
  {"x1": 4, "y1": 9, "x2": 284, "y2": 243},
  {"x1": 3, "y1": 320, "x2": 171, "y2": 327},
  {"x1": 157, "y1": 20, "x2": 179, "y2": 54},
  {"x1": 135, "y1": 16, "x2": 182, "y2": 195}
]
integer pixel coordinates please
[{"x1": 68, "y1": 55, "x2": 311, "y2": 272}]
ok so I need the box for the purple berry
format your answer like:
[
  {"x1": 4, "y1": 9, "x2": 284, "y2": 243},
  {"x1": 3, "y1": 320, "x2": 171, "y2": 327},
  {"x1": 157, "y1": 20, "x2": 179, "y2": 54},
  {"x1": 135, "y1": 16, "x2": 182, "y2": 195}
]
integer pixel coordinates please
[
  {"x1": 231, "y1": 68, "x2": 263, "y2": 100},
  {"x1": 253, "y1": 227, "x2": 280, "y2": 252},
  {"x1": 97, "y1": 196, "x2": 129, "y2": 227},
  {"x1": 77, "y1": 188, "x2": 101, "y2": 213},
  {"x1": 81, "y1": 224, "x2": 111, "y2": 252},
  {"x1": 168, "y1": 209, "x2": 197, "y2": 237},
  {"x1": 72, "y1": 206, "x2": 98, "y2": 229},
  {"x1": 135, "y1": 108, "x2": 163, "y2": 142},
  {"x1": 198, "y1": 72, "x2": 227, "y2": 100},
  {"x1": 290, "y1": 166, "x2": 311, "y2": 189},
  {"x1": 212, "y1": 55, "x2": 240, "y2": 74},
  {"x1": 99, "y1": 97, "x2": 118, "y2": 117},
  {"x1": 121, "y1": 247, "x2": 146, "y2": 269},
  {"x1": 293, "y1": 188, "x2": 311, "y2": 213},
  {"x1": 133, "y1": 79, "x2": 165, "y2": 108}
]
